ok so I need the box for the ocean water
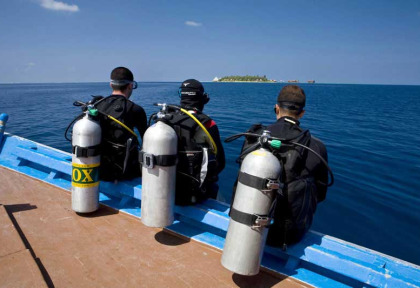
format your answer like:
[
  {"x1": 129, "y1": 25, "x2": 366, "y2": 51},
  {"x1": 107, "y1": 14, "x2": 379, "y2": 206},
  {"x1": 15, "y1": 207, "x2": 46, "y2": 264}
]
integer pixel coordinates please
[{"x1": 1, "y1": 82, "x2": 419, "y2": 266}]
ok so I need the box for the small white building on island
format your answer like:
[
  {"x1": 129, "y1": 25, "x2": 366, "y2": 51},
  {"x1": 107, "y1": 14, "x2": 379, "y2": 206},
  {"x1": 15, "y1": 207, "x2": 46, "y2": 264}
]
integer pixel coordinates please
[{"x1": 212, "y1": 77, "x2": 219, "y2": 82}]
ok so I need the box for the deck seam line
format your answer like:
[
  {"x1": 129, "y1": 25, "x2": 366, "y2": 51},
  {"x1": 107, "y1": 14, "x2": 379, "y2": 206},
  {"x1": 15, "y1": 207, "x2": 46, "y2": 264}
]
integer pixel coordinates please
[{"x1": 4, "y1": 205, "x2": 55, "y2": 288}]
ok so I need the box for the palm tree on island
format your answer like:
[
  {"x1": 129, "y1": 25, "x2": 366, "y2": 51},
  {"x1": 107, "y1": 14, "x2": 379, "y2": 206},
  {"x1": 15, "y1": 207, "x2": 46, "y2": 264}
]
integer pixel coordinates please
[{"x1": 213, "y1": 75, "x2": 277, "y2": 82}]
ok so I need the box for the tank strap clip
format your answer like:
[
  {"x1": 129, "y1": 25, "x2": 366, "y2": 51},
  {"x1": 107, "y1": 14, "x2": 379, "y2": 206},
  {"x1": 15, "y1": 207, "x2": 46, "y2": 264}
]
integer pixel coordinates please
[
  {"x1": 229, "y1": 207, "x2": 272, "y2": 228},
  {"x1": 253, "y1": 215, "x2": 271, "y2": 228},
  {"x1": 238, "y1": 171, "x2": 281, "y2": 192},
  {"x1": 265, "y1": 179, "x2": 281, "y2": 191}
]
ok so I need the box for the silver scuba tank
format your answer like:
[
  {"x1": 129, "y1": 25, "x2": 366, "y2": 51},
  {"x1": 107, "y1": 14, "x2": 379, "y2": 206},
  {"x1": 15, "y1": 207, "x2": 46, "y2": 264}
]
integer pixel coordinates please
[
  {"x1": 71, "y1": 108, "x2": 101, "y2": 213},
  {"x1": 221, "y1": 131, "x2": 281, "y2": 276},
  {"x1": 140, "y1": 118, "x2": 178, "y2": 228}
]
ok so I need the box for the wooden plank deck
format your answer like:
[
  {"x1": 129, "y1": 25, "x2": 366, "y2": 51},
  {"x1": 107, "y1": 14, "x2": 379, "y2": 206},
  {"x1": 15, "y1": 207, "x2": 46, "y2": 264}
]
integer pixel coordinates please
[{"x1": 0, "y1": 166, "x2": 311, "y2": 288}]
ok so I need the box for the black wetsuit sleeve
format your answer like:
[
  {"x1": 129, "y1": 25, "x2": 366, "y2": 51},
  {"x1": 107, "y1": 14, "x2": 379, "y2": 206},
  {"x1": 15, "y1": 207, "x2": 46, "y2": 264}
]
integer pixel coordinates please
[
  {"x1": 132, "y1": 105, "x2": 147, "y2": 139},
  {"x1": 311, "y1": 138, "x2": 329, "y2": 202},
  {"x1": 208, "y1": 124, "x2": 226, "y2": 174}
]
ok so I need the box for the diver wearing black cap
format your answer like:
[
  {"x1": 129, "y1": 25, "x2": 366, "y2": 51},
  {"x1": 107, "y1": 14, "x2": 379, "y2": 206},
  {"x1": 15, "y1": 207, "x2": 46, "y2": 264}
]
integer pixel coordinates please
[
  {"x1": 266, "y1": 85, "x2": 329, "y2": 247},
  {"x1": 168, "y1": 79, "x2": 226, "y2": 205},
  {"x1": 95, "y1": 67, "x2": 147, "y2": 181}
]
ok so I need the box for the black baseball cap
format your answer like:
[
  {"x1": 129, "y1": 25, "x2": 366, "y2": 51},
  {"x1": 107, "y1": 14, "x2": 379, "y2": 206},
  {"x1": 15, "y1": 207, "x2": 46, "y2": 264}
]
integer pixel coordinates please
[
  {"x1": 179, "y1": 79, "x2": 209, "y2": 110},
  {"x1": 180, "y1": 79, "x2": 205, "y2": 96},
  {"x1": 277, "y1": 85, "x2": 306, "y2": 112}
]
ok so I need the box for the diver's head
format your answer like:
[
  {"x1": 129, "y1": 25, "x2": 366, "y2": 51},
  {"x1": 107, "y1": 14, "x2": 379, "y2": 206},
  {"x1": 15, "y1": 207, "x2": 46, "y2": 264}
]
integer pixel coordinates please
[
  {"x1": 275, "y1": 85, "x2": 306, "y2": 120},
  {"x1": 179, "y1": 79, "x2": 210, "y2": 111},
  {"x1": 110, "y1": 67, "x2": 137, "y2": 98}
]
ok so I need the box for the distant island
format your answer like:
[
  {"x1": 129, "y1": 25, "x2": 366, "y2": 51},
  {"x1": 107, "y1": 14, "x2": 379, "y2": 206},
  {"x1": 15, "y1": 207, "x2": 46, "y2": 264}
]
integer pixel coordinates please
[{"x1": 213, "y1": 75, "x2": 277, "y2": 83}]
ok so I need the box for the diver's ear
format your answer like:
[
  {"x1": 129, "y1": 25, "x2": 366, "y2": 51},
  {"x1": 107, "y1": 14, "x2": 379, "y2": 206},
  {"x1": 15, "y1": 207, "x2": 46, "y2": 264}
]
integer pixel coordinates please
[
  {"x1": 298, "y1": 109, "x2": 305, "y2": 119},
  {"x1": 274, "y1": 104, "x2": 280, "y2": 115}
]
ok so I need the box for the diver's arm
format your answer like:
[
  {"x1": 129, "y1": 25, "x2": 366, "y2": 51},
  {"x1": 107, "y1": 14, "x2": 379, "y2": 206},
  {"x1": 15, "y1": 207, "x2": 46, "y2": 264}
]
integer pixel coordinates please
[
  {"x1": 207, "y1": 122, "x2": 226, "y2": 173},
  {"x1": 132, "y1": 105, "x2": 148, "y2": 139},
  {"x1": 312, "y1": 138, "x2": 328, "y2": 202}
]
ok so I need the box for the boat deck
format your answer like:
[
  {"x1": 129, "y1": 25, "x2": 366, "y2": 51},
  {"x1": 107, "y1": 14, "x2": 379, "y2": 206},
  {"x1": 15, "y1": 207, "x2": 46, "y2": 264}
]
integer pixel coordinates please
[{"x1": 0, "y1": 166, "x2": 310, "y2": 288}]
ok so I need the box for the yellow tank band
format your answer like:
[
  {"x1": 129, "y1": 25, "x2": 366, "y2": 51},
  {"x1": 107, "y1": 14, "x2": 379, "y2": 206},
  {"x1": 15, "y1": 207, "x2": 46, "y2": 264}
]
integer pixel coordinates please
[
  {"x1": 72, "y1": 163, "x2": 100, "y2": 168},
  {"x1": 72, "y1": 182, "x2": 100, "y2": 188},
  {"x1": 72, "y1": 164, "x2": 100, "y2": 186}
]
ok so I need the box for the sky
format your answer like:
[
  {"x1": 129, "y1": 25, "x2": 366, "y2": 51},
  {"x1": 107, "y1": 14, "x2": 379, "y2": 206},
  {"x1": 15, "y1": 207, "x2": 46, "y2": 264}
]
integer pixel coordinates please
[{"x1": 1, "y1": 0, "x2": 420, "y2": 85}]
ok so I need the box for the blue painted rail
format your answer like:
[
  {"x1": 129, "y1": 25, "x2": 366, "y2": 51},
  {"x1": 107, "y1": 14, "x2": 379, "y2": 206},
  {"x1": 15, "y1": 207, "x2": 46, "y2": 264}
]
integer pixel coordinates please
[
  {"x1": 0, "y1": 113, "x2": 8, "y2": 145},
  {"x1": 1, "y1": 132, "x2": 419, "y2": 288}
]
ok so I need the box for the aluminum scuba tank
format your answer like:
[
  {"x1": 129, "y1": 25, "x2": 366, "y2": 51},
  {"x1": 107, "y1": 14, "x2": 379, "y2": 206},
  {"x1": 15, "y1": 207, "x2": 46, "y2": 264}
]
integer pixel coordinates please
[
  {"x1": 221, "y1": 131, "x2": 281, "y2": 276},
  {"x1": 0, "y1": 113, "x2": 8, "y2": 145},
  {"x1": 140, "y1": 112, "x2": 178, "y2": 227},
  {"x1": 71, "y1": 108, "x2": 101, "y2": 213}
]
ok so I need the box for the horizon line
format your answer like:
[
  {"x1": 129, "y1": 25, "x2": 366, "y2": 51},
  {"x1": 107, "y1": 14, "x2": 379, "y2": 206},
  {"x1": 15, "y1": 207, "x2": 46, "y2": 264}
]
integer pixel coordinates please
[{"x1": 0, "y1": 81, "x2": 420, "y2": 86}]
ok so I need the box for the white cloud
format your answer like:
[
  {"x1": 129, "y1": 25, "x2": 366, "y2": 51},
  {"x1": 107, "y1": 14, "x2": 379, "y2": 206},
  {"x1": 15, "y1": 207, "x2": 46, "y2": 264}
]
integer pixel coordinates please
[
  {"x1": 40, "y1": 0, "x2": 79, "y2": 12},
  {"x1": 24, "y1": 62, "x2": 36, "y2": 72},
  {"x1": 185, "y1": 21, "x2": 202, "y2": 27}
]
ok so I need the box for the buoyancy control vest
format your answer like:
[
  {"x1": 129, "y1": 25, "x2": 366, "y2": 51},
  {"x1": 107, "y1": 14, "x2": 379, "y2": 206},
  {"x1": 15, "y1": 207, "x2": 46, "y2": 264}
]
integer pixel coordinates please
[
  {"x1": 237, "y1": 122, "x2": 319, "y2": 247},
  {"x1": 270, "y1": 125, "x2": 316, "y2": 246},
  {"x1": 95, "y1": 96, "x2": 140, "y2": 181},
  {"x1": 165, "y1": 109, "x2": 218, "y2": 205}
]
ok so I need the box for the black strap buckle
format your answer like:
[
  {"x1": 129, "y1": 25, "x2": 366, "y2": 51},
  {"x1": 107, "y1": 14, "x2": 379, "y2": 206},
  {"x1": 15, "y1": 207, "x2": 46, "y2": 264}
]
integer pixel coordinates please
[
  {"x1": 139, "y1": 151, "x2": 177, "y2": 168},
  {"x1": 72, "y1": 145, "x2": 101, "y2": 158},
  {"x1": 73, "y1": 145, "x2": 83, "y2": 157},
  {"x1": 142, "y1": 153, "x2": 154, "y2": 169}
]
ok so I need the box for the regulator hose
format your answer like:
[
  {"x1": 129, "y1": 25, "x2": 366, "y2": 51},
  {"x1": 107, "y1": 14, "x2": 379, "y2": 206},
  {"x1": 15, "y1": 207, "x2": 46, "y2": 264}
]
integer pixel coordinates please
[
  {"x1": 289, "y1": 141, "x2": 334, "y2": 187},
  {"x1": 226, "y1": 131, "x2": 334, "y2": 187},
  {"x1": 64, "y1": 112, "x2": 84, "y2": 142},
  {"x1": 225, "y1": 129, "x2": 309, "y2": 143},
  {"x1": 65, "y1": 98, "x2": 138, "y2": 142},
  {"x1": 101, "y1": 113, "x2": 137, "y2": 138},
  {"x1": 178, "y1": 107, "x2": 218, "y2": 156},
  {"x1": 148, "y1": 113, "x2": 158, "y2": 127},
  {"x1": 153, "y1": 103, "x2": 218, "y2": 156}
]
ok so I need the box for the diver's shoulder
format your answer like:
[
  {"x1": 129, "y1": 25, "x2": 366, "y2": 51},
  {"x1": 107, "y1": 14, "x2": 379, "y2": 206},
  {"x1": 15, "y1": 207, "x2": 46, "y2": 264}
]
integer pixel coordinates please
[
  {"x1": 128, "y1": 101, "x2": 146, "y2": 114},
  {"x1": 309, "y1": 135, "x2": 327, "y2": 153}
]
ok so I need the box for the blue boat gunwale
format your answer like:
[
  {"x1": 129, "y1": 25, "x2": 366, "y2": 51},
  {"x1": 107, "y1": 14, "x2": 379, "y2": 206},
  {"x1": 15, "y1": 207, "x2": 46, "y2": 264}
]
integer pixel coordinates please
[{"x1": 1, "y1": 132, "x2": 419, "y2": 288}]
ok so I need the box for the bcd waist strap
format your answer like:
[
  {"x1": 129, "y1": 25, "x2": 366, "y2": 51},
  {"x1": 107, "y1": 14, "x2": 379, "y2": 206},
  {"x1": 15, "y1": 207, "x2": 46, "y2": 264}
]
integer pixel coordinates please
[
  {"x1": 238, "y1": 171, "x2": 280, "y2": 192},
  {"x1": 72, "y1": 145, "x2": 101, "y2": 158},
  {"x1": 139, "y1": 151, "x2": 177, "y2": 168}
]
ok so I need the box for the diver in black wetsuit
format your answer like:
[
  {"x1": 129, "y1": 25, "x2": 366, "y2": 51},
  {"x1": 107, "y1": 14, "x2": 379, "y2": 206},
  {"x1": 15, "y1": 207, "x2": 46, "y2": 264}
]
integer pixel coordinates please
[
  {"x1": 265, "y1": 85, "x2": 329, "y2": 246},
  {"x1": 166, "y1": 79, "x2": 226, "y2": 205},
  {"x1": 95, "y1": 67, "x2": 147, "y2": 181}
]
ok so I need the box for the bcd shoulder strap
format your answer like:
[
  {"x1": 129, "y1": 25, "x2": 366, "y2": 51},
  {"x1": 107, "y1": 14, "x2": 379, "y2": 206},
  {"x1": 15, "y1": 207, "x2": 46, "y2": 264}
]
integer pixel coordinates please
[{"x1": 165, "y1": 111, "x2": 210, "y2": 151}]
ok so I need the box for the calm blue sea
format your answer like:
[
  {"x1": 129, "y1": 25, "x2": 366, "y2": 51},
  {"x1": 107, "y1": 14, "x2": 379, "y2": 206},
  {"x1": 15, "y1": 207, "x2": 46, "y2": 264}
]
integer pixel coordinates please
[{"x1": 1, "y1": 82, "x2": 419, "y2": 265}]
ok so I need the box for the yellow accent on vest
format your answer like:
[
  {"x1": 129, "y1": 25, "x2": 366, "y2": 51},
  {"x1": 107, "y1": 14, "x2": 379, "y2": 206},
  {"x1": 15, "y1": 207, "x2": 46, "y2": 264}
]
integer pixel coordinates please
[{"x1": 106, "y1": 115, "x2": 138, "y2": 138}]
